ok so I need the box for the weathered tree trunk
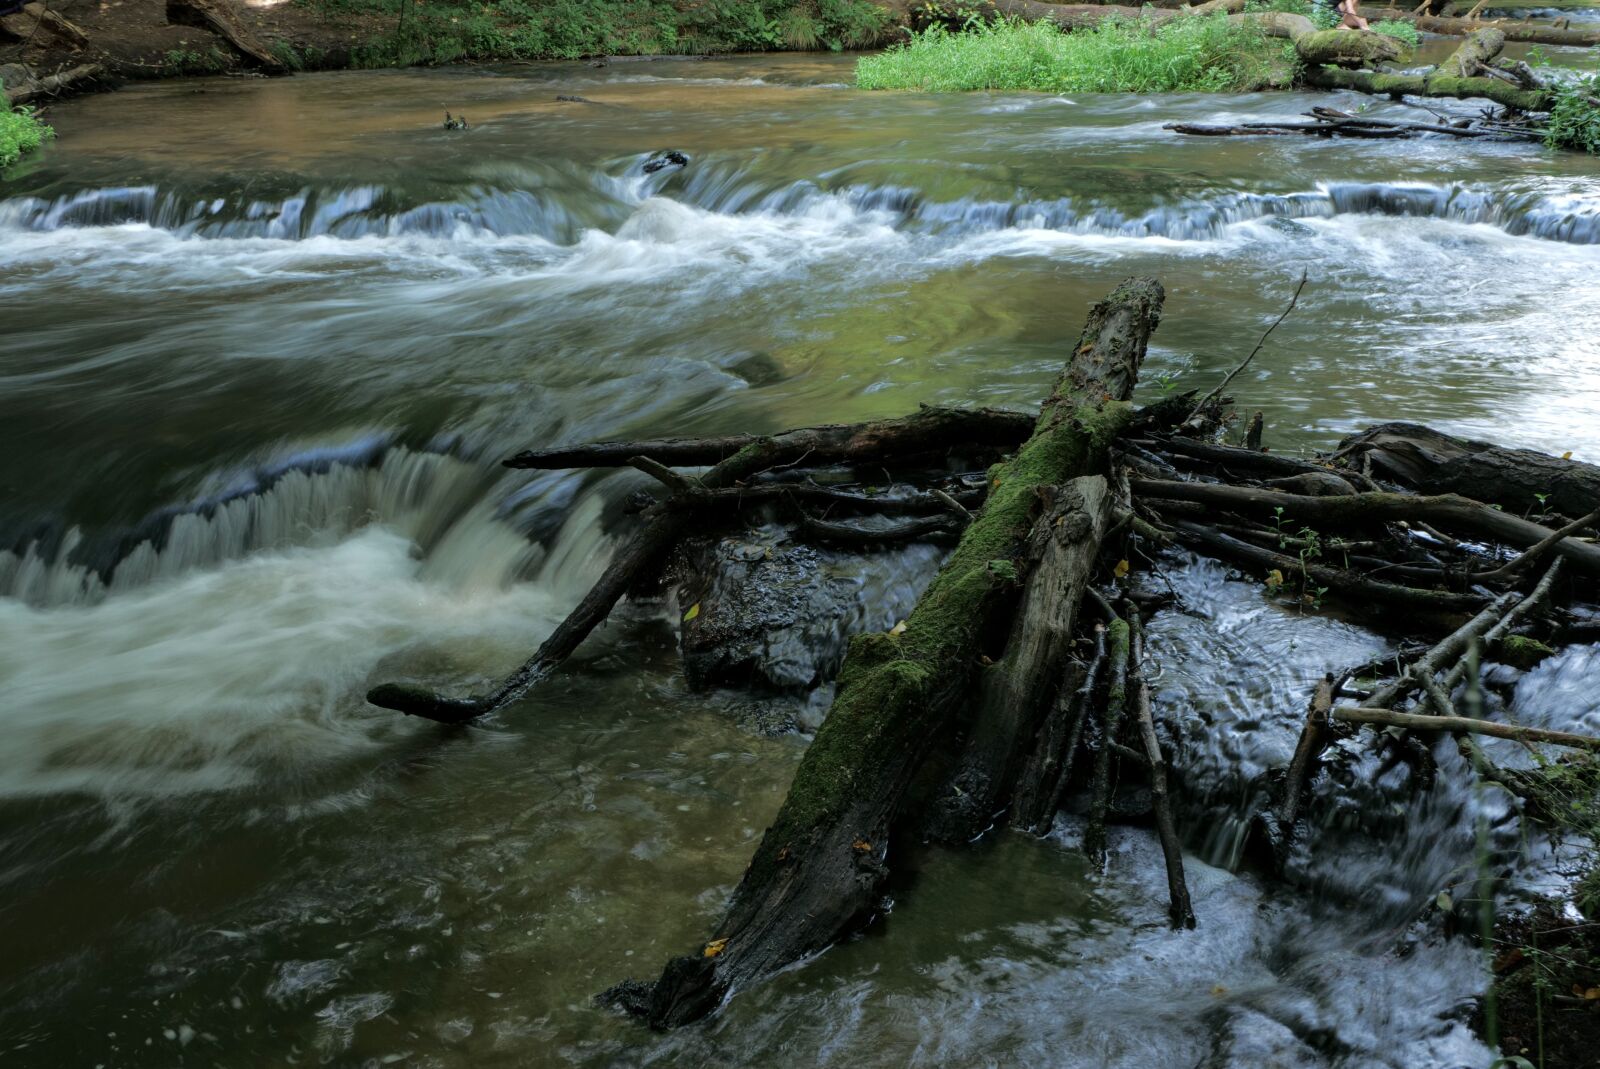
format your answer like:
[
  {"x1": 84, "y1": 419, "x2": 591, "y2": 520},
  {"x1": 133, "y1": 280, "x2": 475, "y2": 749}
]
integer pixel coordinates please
[
  {"x1": 923, "y1": 476, "x2": 1115, "y2": 843},
  {"x1": 1334, "y1": 422, "x2": 1600, "y2": 519},
  {"x1": 1438, "y1": 26, "x2": 1506, "y2": 77},
  {"x1": 1, "y1": 62, "x2": 103, "y2": 106},
  {"x1": 165, "y1": 0, "x2": 291, "y2": 74},
  {"x1": 1359, "y1": 5, "x2": 1600, "y2": 46},
  {"x1": 627, "y1": 277, "x2": 1166, "y2": 1029}
]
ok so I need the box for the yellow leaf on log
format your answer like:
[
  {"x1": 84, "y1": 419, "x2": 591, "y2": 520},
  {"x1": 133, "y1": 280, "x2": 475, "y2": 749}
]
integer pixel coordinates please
[
  {"x1": 683, "y1": 603, "x2": 700, "y2": 622},
  {"x1": 1113, "y1": 559, "x2": 1130, "y2": 578},
  {"x1": 704, "y1": 938, "x2": 729, "y2": 958}
]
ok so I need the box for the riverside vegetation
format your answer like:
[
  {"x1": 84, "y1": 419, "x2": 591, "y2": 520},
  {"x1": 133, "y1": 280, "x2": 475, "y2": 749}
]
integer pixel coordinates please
[{"x1": 0, "y1": 79, "x2": 52, "y2": 169}]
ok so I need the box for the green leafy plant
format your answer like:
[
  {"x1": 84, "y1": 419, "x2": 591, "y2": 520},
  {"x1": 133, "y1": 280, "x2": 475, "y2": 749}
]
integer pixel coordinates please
[{"x1": 0, "y1": 79, "x2": 53, "y2": 170}]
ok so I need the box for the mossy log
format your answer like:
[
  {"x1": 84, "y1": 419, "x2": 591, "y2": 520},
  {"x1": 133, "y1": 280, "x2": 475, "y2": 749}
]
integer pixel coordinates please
[
  {"x1": 1359, "y1": 4, "x2": 1600, "y2": 45},
  {"x1": 1301, "y1": 66, "x2": 1553, "y2": 111},
  {"x1": 922, "y1": 476, "x2": 1114, "y2": 843},
  {"x1": 1294, "y1": 28, "x2": 1407, "y2": 68},
  {"x1": 626, "y1": 277, "x2": 1166, "y2": 1029}
]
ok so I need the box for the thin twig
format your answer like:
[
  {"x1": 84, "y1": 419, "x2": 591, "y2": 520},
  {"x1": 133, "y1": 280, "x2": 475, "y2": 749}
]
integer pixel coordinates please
[{"x1": 1186, "y1": 272, "x2": 1308, "y2": 423}]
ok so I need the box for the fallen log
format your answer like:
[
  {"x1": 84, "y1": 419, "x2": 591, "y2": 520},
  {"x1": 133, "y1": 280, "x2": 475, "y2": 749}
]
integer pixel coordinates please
[
  {"x1": 623, "y1": 277, "x2": 1166, "y2": 1029},
  {"x1": 1131, "y1": 478, "x2": 1600, "y2": 578},
  {"x1": 1438, "y1": 26, "x2": 1506, "y2": 77},
  {"x1": 505, "y1": 406, "x2": 1035, "y2": 469},
  {"x1": 1333, "y1": 422, "x2": 1600, "y2": 519},
  {"x1": 1276, "y1": 675, "x2": 1337, "y2": 831},
  {"x1": 1, "y1": 61, "x2": 103, "y2": 106},
  {"x1": 1359, "y1": 4, "x2": 1600, "y2": 45},
  {"x1": 164, "y1": 0, "x2": 290, "y2": 74},
  {"x1": 923, "y1": 476, "x2": 1115, "y2": 843},
  {"x1": 1010, "y1": 650, "x2": 1094, "y2": 834},
  {"x1": 367, "y1": 405, "x2": 1033, "y2": 723},
  {"x1": 1334, "y1": 706, "x2": 1600, "y2": 750}
]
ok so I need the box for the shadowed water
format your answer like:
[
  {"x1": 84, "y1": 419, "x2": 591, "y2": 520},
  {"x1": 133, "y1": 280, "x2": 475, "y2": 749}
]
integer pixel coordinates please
[{"x1": 3, "y1": 54, "x2": 1598, "y2": 1067}]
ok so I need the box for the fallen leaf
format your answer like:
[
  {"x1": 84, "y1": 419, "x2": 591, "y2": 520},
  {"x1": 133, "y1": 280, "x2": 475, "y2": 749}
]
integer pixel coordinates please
[
  {"x1": 889, "y1": 620, "x2": 907, "y2": 637},
  {"x1": 979, "y1": 654, "x2": 994, "y2": 666},
  {"x1": 1077, "y1": 341, "x2": 1095, "y2": 355},
  {"x1": 776, "y1": 846, "x2": 790, "y2": 862},
  {"x1": 703, "y1": 938, "x2": 729, "y2": 958},
  {"x1": 1209, "y1": 984, "x2": 1228, "y2": 997},
  {"x1": 1113, "y1": 558, "x2": 1130, "y2": 578},
  {"x1": 1435, "y1": 891, "x2": 1453, "y2": 912},
  {"x1": 1265, "y1": 569, "x2": 1284, "y2": 590},
  {"x1": 1563, "y1": 451, "x2": 1574, "y2": 460},
  {"x1": 682, "y1": 603, "x2": 701, "y2": 622},
  {"x1": 852, "y1": 839, "x2": 872, "y2": 852}
]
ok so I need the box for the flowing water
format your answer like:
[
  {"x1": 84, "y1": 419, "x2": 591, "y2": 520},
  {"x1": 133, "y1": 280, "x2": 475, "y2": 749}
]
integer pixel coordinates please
[{"x1": 4, "y1": 53, "x2": 1600, "y2": 1068}]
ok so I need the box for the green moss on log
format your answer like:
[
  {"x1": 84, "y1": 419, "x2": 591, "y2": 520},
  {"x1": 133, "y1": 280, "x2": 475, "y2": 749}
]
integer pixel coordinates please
[{"x1": 1301, "y1": 65, "x2": 1552, "y2": 110}]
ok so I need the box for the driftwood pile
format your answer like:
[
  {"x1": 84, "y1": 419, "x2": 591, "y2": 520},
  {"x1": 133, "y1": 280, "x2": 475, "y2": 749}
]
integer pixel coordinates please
[{"x1": 367, "y1": 278, "x2": 1600, "y2": 1028}]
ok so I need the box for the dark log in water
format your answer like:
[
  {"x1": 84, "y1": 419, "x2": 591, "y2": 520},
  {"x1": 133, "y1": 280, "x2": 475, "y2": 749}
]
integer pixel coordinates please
[
  {"x1": 623, "y1": 277, "x2": 1166, "y2": 1029},
  {"x1": 504, "y1": 406, "x2": 1035, "y2": 469},
  {"x1": 1130, "y1": 611, "x2": 1196, "y2": 929},
  {"x1": 1334, "y1": 421, "x2": 1600, "y2": 519},
  {"x1": 1082, "y1": 603, "x2": 1132, "y2": 868}
]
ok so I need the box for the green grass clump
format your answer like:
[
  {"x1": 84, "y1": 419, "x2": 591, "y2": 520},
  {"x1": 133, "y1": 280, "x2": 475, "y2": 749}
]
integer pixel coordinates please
[
  {"x1": 306, "y1": 0, "x2": 888, "y2": 66},
  {"x1": 1369, "y1": 19, "x2": 1420, "y2": 49},
  {"x1": 856, "y1": 14, "x2": 1293, "y2": 93},
  {"x1": 1, "y1": 80, "x2": 53, "y2": 171}
]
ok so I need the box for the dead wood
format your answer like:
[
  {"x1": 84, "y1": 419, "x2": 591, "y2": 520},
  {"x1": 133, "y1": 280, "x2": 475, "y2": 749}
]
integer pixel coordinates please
[
  {"x1": 1130, "y1": 612, "x2": 1196, "y2": 928},
  {"x1": 1131, "y1": 478, "x2": 1600, "y2": 578},
  {"x1": 505, "y1": 406, "x2": 1035, "y2": 469},
  {"x1": 1334, "y1": 706, "x2": 1600, "y2": 750},
  {"x1": 165, "y1": 0, "x2": 290, "y2": 73}
]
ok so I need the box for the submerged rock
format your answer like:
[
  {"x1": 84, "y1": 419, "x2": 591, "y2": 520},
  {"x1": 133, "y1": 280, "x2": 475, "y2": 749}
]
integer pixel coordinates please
[
  {"x1": 643, "y1": 149, "x2": 690, "y2": 174},
  {"x1": 675, "y1": 524, "x2": 939, "y2": 701}
]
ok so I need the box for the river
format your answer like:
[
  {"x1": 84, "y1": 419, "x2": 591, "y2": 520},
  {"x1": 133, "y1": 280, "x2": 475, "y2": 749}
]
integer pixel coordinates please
[{"x1": 3, "y1": 53, "x2": 1600, "y2": 1068}]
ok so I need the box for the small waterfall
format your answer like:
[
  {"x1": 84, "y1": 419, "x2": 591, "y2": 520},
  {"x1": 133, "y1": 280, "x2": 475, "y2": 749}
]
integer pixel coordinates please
[
  {"x1": 0, "y1": 445, "x2": 539, "y2": 607},
  {"x1": 4, "y1": 174, "x2": 1597, "y2": 247}
]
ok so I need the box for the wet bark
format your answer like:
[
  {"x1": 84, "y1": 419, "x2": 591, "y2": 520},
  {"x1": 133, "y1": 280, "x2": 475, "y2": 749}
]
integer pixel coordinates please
[
  {"x1": 923, "y1": 475, "x2": 1115, "y2": 843},
  {"x1": 1301, "y1": 66, "x2": 1553, "y2": 111},
  {"x1": 1334, "y1": 422, "x2": 1600, "y2": 520},
  {"x1": 1130, "y1": 613, "x2": 1196, "y2": 929},
  {"x1": 626, "y1": 277, "x2": 1166, "y2": 1029},
  {"x1": 505, "y1": 406, "x2": 1035, "y2": 469}
]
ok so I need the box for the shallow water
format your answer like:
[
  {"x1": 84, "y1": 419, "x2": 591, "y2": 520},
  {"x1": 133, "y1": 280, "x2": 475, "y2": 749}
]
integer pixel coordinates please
[{"x1": 3, "y1": 54, "x2": 1599, "y2": 1067}]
